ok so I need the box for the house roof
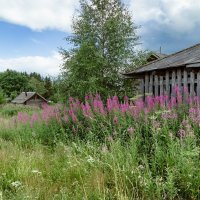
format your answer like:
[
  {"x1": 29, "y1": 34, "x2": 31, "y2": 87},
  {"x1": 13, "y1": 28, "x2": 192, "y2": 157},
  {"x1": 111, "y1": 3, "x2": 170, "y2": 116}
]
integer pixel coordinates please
[
  {"x1": 11, "y1": 92, "x2": 48, "y2": 104},
  {"x1": 147, "y1": 53, "x2": 167, "y2": 62},
  {"x1": 124, "y1": 43, "x2": 200, "y2": 76}
]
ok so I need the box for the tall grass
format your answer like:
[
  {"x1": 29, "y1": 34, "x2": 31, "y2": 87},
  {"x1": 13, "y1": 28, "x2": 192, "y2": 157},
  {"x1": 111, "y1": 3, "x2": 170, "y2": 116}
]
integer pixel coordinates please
[{"x1": 0, "y1": 88, "x2": 199, "y2": 199}]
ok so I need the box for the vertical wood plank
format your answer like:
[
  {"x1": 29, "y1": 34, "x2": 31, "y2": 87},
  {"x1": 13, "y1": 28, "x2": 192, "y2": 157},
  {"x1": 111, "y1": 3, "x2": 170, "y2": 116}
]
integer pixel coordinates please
[
  {"x1": 160, "y1": 76, "x2": 164, "y2": 95},
  {"x1": 177, "y1": 69, "x2": 182, "y2": 89},
  {"x1": 165, "y1": 71, "x2": 170, "y2": 98},
  {"x1": 197, "y1": 71, "x2": 200, "y2": 97},
  {"x1": 172, "y1": 70, "x2": 176, "y2": 97},
  {"x1": 149, "y1": 73, "x2": 153, "y2": 95},
  {"x1": 190, "y1": 71, "x2": 195, "y2": 96},
  {"x1": 183, "y1": 70, "x2": 188, "y2": 102},
  {"x1": 155, "y1": 75, "x2": 158, "y2": 96},
  {"x1": 145, "y1": 73, "x2": 149, "y2": 94},
  {"x1": 140, "y1": 78, "x2": 144, "y2": 95}
]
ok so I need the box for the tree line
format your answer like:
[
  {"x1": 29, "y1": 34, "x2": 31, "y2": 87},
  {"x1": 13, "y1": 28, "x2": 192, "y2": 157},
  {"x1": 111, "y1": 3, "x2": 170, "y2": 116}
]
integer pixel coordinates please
[{"x1": 0, "y1": 70, "x2": 59, "y2": 103}]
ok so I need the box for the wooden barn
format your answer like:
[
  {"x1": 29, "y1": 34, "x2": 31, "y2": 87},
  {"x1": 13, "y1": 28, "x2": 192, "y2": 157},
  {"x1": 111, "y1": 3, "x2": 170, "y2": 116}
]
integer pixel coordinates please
[
  {"x1": 11, "y1": 92, "x2": 48, "y2": 107},
  {"x1": 124, "y1": 43, "x2": 200, "y2": 99}
]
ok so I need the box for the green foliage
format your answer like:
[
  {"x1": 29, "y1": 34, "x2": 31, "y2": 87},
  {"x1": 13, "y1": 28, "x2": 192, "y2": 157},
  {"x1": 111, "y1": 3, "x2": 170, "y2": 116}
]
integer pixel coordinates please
[
  {"x1": 61, "y1": 0, "x2": 146, "y2": 99},
  {"x1": 28, "y1": 77, "x2": 47, "y2": 96},
  {"x1": 0, "y1": 70, "x2": 29, "y2": 98},
  {"x1": 0, "y1": 70, "x2": 56, "y2": 101},
  {"x1": 44, "y1": 77, "x2": 53, "y2": 99},
  {"x1": 0, "y1": 89, "x2": 6, "y2": 104}
]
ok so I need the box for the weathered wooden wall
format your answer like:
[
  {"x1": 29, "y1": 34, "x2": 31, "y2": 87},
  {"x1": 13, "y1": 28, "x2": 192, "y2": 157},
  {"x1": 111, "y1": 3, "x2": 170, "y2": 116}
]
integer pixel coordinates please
[
  {"x1": 26, "y1": 95, "x2": 46, "y2": 107},
  {"x1": 140, "y1": 68, "x2": 200, "y2": 98}
]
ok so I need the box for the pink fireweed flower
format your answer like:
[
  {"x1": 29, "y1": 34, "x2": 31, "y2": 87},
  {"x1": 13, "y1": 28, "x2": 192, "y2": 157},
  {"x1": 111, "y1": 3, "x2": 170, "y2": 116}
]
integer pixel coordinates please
[
  {"x1": 81, "y1": 102, "x2": 93, "y2": 118},
  {"x1": 107, "y1": 97, "x2": 113, "y2": 112},
  {"x1": 41, "y1": 105, "x2": 57, "y2": 122},
  {"x1": 107, "y1": 96, "x2": 120, "y2": 111},
  {"x1": 167, "y1": 97, "x2": 177, "y2": 109},
  {"x1": 173, "y1": 85, "x2": 180, "y2": 95},
  {"x1": 183, "y1": 86, "x2": 189, "y2": 94},
  {"x1": 155, "y1": 96, "x2": 161, "y2": 105},
  {"x1": 17, "y1": 112, "x2": 29, "y2": 124},
  {"x1": 30, "y1": 113, "x2": 40, "y2": 127},
  {"x1": 95, "y1": 93, "x2": 101, "y2": 100},
  {"x1": 68, "y1": 97, "x2": 74, "y2": 103},
  {"x1": 177, "y1": 92, "x2": 182, "y2": 105},
  {"x1": 92, "y1": 99, "x2": 106, "y2": 115},
  {"x1": 98, "y1": 100, "x2": 106, "y2": 115},
  {"x1": 157, "y1": 95, "x2": 166, "y2": 107},
  {"x1": 124, "y1": 96, "x2": 129, "y2": 102},
  {"x1": 146, "y1": 95, "x2": 155, "y2": 110},
  {"x1": 85, "y1": 95, "x2": 90, "y2": 101},
  {"x1": 75, "y1": 99, "x2": 81, "y2": 107},
  {"x1": 68, "y1": 110, "x2": 78, "y2": 122},
  {"x1": 135, "y1": 99, "x2": 144, "y2": 110},
  {"x1": 120, "y1": 103, "x2": 129, "y2": 113},
  {"x1": 71, "y1": 113, "x2": 78, "y2": 122}
]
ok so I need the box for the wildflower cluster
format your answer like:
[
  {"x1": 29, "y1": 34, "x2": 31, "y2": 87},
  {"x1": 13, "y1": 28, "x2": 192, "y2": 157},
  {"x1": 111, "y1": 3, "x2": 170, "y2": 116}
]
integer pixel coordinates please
[{"x1": 15, "y1": 87, "x2": 199, "y2": 142}]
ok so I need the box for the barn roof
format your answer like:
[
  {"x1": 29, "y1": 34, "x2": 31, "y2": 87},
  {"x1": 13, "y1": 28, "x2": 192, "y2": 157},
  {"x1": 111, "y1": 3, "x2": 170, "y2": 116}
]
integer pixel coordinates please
[
  {"x1": 147, "y1": 53, "x2": 167, "y2": 62},
  {"x1": 124, "y1": 43, "x2": 200, "y2": 76},
  {"x1": 11, "y1": 92, "x2": 47, "y2": 104}
]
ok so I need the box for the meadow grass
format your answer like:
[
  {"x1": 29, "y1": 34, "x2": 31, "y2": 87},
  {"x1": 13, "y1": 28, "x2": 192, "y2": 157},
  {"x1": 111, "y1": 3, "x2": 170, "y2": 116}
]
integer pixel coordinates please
[{"x1": 0, "y1": 94, "x2": 199, "y2": 199}]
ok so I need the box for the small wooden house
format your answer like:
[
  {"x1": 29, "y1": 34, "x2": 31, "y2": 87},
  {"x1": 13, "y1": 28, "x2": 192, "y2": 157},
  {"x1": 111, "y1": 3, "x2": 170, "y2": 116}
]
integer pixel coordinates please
[
  {"x1": 124, "y1": 43, "x2": 200, "y2": 99},
  {"x1": 12, "y1": 92, "x2": 48, "y2": 107}
]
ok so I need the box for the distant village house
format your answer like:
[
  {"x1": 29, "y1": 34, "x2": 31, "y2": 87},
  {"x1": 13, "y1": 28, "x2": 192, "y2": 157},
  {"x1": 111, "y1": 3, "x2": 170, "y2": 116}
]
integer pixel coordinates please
[{"x1": 12, "y1": 92, "x2": 48, "y2": 107}]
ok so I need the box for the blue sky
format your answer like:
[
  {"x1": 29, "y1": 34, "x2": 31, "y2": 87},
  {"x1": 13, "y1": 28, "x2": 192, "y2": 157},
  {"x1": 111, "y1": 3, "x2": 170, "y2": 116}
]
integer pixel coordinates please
[{"x1": 0, "y1": 0, "x2": 200, "y2": 76}]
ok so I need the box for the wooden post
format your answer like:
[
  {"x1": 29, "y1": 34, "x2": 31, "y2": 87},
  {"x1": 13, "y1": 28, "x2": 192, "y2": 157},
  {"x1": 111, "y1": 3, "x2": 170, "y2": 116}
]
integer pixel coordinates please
[
  {"x1": 197, "y1": 71, "x2": 200, "y2": 97},
  {"x1": 160, "y1": 76, "x2": 164, "y2": 95},
  {"x1": 145, "y1": 73, "x2": 149, "y2": 94},
  {"x1": 183, "y1": 70, "x2": 188, "y2": 102},
  {"x1": 165, "y1": 71, "x2": 170, "y2": 98},
  {"x1": 140, "y1": 78, "x2": 144, "y2": 95},
  {"x1": 155, "y1": 75, "x2": 159, "y2": 96},
  {"x1": 172, "y1": 70, "x2": 176, "y2": 97},
  {"x1": 149, "y1": 73, "x2": 153, "y2": 95},
  {"x1": 177, "y1": 69, "x2": 182, "y2": 89},
  {"x1": 190, "y1": 71, "x2": 195, "y2": 96}
]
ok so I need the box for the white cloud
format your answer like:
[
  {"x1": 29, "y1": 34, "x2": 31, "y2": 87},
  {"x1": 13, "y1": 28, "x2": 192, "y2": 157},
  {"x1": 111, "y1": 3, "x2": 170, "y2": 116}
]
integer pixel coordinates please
[
  {"x1": 0, "y1": 52, "x2": 62, "y2": 76},
  {"x1": 0, "y1": 0, "x2": 79, "y2": 32},
  {"x1": 0, "y1": 0, "x2": 199, "y2": 34},
  {"x1": 130, "y1": 0, "x2": 200, "y2": 33}
]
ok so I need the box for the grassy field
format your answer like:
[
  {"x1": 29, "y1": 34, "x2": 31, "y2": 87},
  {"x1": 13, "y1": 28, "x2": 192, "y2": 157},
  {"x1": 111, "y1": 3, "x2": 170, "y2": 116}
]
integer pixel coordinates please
[{"x1": 0, "y1": 96, "x2": 199, "y2": 199}]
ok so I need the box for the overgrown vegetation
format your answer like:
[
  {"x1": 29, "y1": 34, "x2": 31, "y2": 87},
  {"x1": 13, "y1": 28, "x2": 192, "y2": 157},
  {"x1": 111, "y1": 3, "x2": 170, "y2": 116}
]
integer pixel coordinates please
[
  {"x1": 0, "y1": 90, "x2": 199, "y2": 199},
  {"x1": 1, "y1": 1, "x2": 199, "y2": 199}
]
